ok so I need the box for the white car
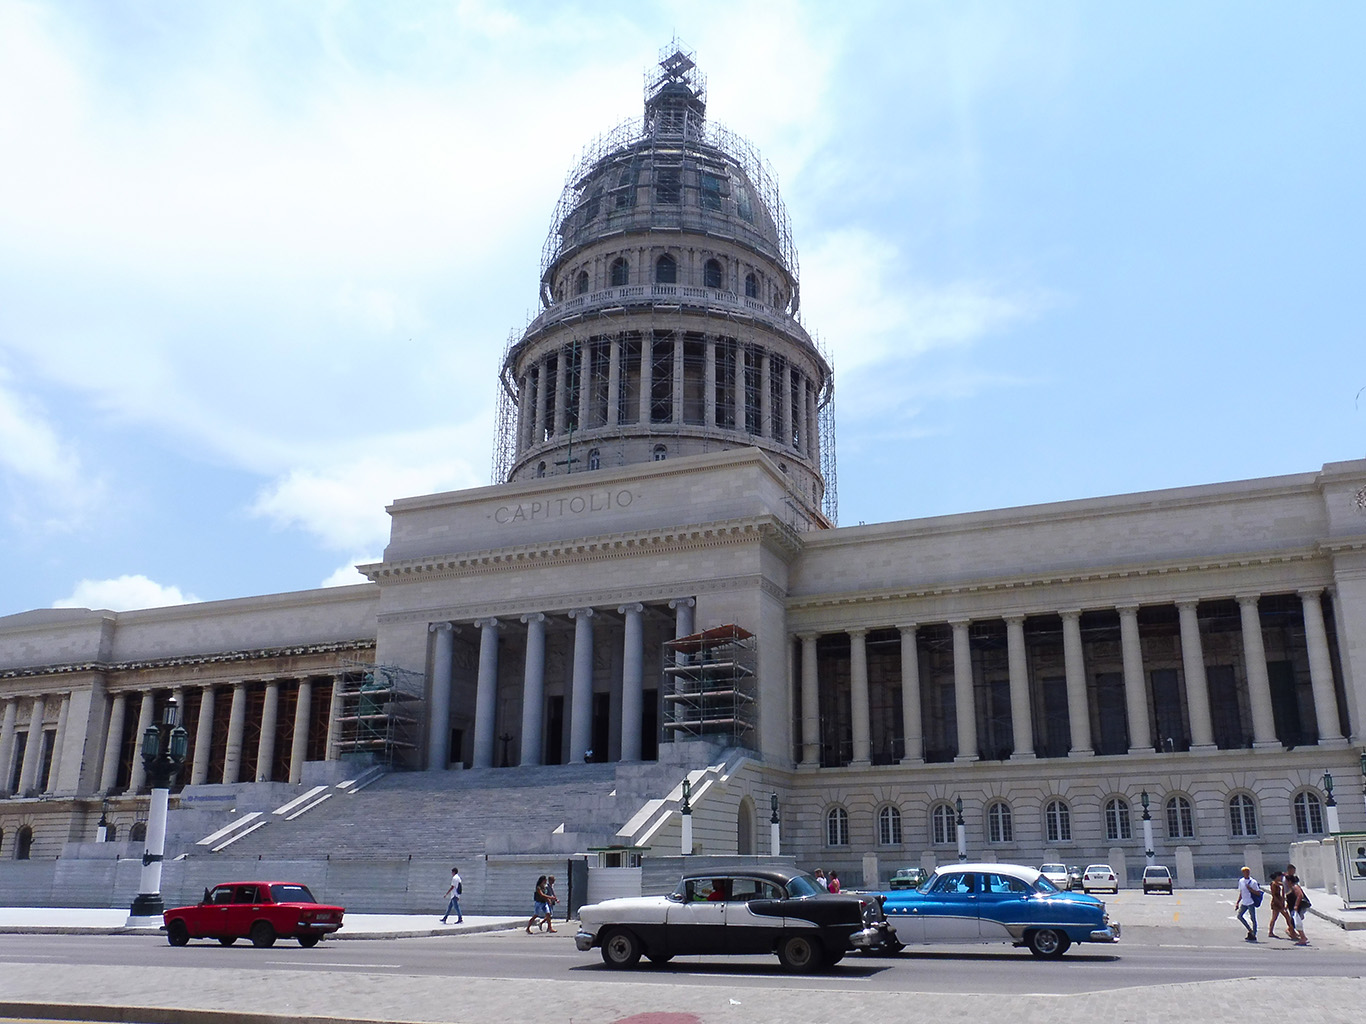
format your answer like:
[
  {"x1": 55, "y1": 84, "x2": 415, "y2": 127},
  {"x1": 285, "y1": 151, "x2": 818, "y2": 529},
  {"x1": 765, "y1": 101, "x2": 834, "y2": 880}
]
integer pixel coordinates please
[
  {"x1": 1081, "y1": 864, "x2": 1119, "y2": 893},
  {"x1": 1039, "y1": 863, "x2": 1070, "y2": 889}
]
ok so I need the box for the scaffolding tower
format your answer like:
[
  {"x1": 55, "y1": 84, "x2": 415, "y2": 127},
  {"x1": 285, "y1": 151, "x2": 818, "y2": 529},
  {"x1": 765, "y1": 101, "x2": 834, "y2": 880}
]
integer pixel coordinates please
[
  {"x1": 662, "y1": 625, "x2": 756, "y2": 745},
  {"x1": 332, "y1": 661, "x2": 424, "y2": 767}
]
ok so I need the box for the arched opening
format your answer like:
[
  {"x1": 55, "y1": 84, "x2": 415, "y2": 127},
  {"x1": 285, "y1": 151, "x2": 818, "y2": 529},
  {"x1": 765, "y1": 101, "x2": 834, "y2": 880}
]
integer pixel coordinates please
[
  {"x1": 737, "y1": 797, "x2": 755, "y2": 855},
  {"x1": 652, "y1": 444, "x2": 667, "y2": 461},
  {"x1": 587, "y1": 448, "x2": 600, "y2": 471},
  {"x1": 105, "y1": 822, "x2": 118, "y2": 842},
  {"x1": 744, "y1": 272, "x2": 758, "y2": 298},
  {"x1": 704, "y1": 259, "x2": 723, "y2": 289},
  {"x1": 575, "y1": 270, "x2": 589, "y2": 295},
  {"x1": 129, "y1": 820, "x2": 147, "y2": 843},
  {"x1": 610, "y1": 258, "x2": 629, "y2": 287},
  {"x1": 655, "y1": 254, "x2": 677, "y2": 284},
  {"x1": 15, "y1": 826, "x2": 33, "y2": 860}
]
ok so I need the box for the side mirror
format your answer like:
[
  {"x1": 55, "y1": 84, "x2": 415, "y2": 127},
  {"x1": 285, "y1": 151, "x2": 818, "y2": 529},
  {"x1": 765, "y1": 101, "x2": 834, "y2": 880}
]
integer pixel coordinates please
[
  {"x1": 202, "y1": 888, "x2": 211, "y2": 905},
  {"x1": 667, "y1": 891, "x2": 684, "y2": 903}
]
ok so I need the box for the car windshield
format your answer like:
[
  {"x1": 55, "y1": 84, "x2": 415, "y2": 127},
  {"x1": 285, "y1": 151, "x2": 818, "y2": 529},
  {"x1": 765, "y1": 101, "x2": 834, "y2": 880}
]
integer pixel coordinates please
[
  {"x1": 1033, "y1": 873, "x2": 1060, "y2": 893},
  {"x1": 785, "y1": 873, "x2": 822, "y2": 898},
  {"x1": 270, "y1": 884, "x2": 317, "y2": 903},
  {"x1": 1145, "y1": 868, "x2": 1170, "y2": 877}
]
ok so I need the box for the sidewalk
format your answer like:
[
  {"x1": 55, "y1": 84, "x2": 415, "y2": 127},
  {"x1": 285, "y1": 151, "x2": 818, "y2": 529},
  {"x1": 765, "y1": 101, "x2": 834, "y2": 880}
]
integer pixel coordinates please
[{"x1": 0, "y1": 906, "x2": 526, "y2": 938}]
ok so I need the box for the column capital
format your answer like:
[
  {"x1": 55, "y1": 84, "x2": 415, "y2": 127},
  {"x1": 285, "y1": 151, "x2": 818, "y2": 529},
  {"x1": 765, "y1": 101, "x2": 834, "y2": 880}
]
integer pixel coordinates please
[
  {"x1": 1058, "y1": 608, "x2": 1082, "y2": 621},
  {"x1": 948, "y1": 617, "x2": 971, "y2": 629},
  {"x1": 473, "y1": 617, "x2": 501, "y2": 630},
  {"x1": 1114, "y1": 603, "x2": 1140, "y2": 616},
  {"x1": 1174, "y1": 597, "x2": 1201, "y2": 611},
  {"x1": 847, "y1": 627, "x2": 869, "y2": 640},
  {"x1": 617, "y1": 603, "x2": 644, "y2": 616},
  {"x1": 1234, "y1": 593, "x2": 1262, "y2": 607},
  {"x1": 795, "y1": 631, "x2": 820, "y2": 641},
  {"x1": 568, "y1": 607, "x2": 595, "y2": 620},
  {"x1": 520, "y1": 612, "x2": 547, "y2": 625},
  {"x1": 668, "y1": 597, "x2": 695, "y2": 611},
  {"x1": 1297, "y1": 586, "x2": 1327, "y2": 601},
  {"x1": 428, "y1": 621, "x2": 456, "y2": 634},
  {"x1": 1003, "y1": 613, "x2": 1026, "y2": 626},
  {"x1": 896, "y1": 623, "x2": 918, "y2": 635}
]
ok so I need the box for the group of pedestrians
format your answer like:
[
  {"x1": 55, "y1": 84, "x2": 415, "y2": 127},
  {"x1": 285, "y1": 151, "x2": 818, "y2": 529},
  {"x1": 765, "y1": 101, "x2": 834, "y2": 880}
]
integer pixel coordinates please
[
  {"x1": 526, "y1": 875, "x2": 558, "y2": 933},
  {"x1": 812, "y1": 868, "x2": 842, "y2": 893},
  {"x1": 1235, "y1": 863, "x2": 1311, "y2": 946}
]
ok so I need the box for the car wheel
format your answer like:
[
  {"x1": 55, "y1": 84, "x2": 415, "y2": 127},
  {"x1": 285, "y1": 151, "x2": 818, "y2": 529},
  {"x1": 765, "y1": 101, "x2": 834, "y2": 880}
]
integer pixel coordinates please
[
  {"x1": 166, "y1": 920, "x2": 190, "y2": 947},
  {"x1": 600, "y1": 928, "x2": 642, "y2": 968},
  {"x1": 1027, "y1": 928, "x2": 1069, "y2": 959},
  {"x1": 777, "y1": 934, "x2": 825, "y2": 973},
  {"x1": 298, "y1": 935, "x2": 320, "y2": 948},
  {"x1": 249, "y1": 921, "x2": 277, "y2": 949},
  {"x1": 217, "y1": 937, "x2": 237, "y2": 946}
]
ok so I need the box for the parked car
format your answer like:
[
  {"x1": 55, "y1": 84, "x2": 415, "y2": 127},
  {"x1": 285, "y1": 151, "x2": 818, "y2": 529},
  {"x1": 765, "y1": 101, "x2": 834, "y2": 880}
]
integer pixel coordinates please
[
  {"x1": 163, "y1": 881, "x2": 345, "y2": 948},
  {"x1": 1141, "y1": 865, "x2": 1174, "y2": 894},
  {"x1": 1039, "y1": 863, "x2": 1070, "y2": 889},
  {"x1": 878, "y1": 863, "x2": 1120, "y2": 959},
  {"x1": 575, "y1": 867, "x2": 898, "y2": 973},
  {"x1": 1081, "y1": 864, "x2": 1119, "y2": 894},
  {"x1": 889, "y1": 867, "x2": 929, "y2": 890},
  {"x1": 1066, "y1": 865, "x2": 1084, "y2": 891}
]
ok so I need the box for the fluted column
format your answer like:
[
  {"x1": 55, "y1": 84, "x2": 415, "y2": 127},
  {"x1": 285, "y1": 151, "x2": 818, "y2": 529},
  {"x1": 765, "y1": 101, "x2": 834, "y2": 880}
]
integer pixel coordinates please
[
  {"x1": 1177, "y1": 600, "x2": 1216, "y2": 750},
  {"x1": 1005, "y1": 615, "x2": 1035, "y2": 760},
  {"x1": 950, "y1": 619, "x2": 977, "y2": 762},
  {"x1": 126, "y1": 691, "x2": 153, "y2": 792},
  {"x1": 1237, "y1": 595, "x2": 1279, "y2": 748},
  {"x1": 471, "y1": 618, "x2": 501, "y2": 768},
  {"x1": 607, "y1": 337, "x2": 622, "y2": 428},
  {"x1": 1300, "y1": 589, "x2": 1346, "y2": 744},
  {"x1": 1061, "y1": 610, "x2": 1094, "y2": 756},
  {"x1": 849, "y1": 628, "x2": 871, "y2": 766},
  {"x1": 898, "y1": 625, "x2": 923, "y2": 763},
  {"x1": 17, "y1": 696, "x2": 47, "y2": 795},
  {"x1": 759, "y1": 351, "x2": 772, "y2": 437},
  {"x1": 639, "y1": 334, "x2": 653, "y2": 424},
  {"x1": 222, "y1": 683, "x2": 248, "y2": 784},
  {"x1": 620, "y1": 603, "x2": 645, "y2": 762},
  {"x1": 97, "y1": 693, "x2": 127, "y2": 794},
  {"x1": 704, "y1": 339, "x2": 717, "y2": 428},
  {"x1": 519, "y1": 614, "x2": 547, "y2": 766},
  {"x1": 256, "y1": 680, "x2": 281, "y2": 782},
  {"x1": 568, "y1": 609, "x2": 595, "y2": 763},
  {"x1": 0, "y1": 700, "x2": 18, "y2": 795},
  {"x1": 190, "y1": 686, "x2": 215, "y2": 785},
  {"x1": 799, "y1": 633, "x2": 820, "y2": 765},
  {"x1": 671, "y1": 333, "x2": 685, "y2": 424},
  {"x1": 289, "y1": 678, "x2": 313, "y2": 783},
  {"x1": 1117, "y1": 605, "x2": 1153, "y2": 752},
  {"x1": 427, "y1": 622, "x2": 455, "y2": 770}
]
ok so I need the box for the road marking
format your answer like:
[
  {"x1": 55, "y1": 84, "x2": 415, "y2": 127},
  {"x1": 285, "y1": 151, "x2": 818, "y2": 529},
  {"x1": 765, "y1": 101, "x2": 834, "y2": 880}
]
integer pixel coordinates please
[{"x1": 264, "y1": 960, "x2": 404, "y2": 968}]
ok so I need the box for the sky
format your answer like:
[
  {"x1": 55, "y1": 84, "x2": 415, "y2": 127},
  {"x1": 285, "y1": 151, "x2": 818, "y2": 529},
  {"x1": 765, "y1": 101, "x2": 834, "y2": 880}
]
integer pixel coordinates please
[{"x1": 1, "y1": 0, "x2": 1363, "y2": 618}]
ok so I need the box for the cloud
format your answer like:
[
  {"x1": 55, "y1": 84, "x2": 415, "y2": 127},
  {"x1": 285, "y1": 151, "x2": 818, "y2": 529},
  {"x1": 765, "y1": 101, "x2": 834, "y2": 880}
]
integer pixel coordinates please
[
  {"x1": 320, "y1": 561, "x2": 376, "y2": 588},
  {"x1": 54, "y1": 575, "x2": 200, "y2": 612},
  {"x1": 0, "y1": 364, "x2": 103, "y2": 529}
]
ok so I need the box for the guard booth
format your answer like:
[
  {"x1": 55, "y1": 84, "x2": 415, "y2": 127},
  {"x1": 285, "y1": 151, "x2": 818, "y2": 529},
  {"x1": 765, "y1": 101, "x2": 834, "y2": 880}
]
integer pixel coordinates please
[
  {"x1": 1333, "y1": 833, "x2": 1366, "y2": 908},
  {"x1": 585, "y1": 845, "x2": 649, "y2": 905}
]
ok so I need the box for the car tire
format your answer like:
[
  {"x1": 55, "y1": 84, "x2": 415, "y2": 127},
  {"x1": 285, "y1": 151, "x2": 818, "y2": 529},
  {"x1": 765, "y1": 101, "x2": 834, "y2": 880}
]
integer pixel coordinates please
[
  {"x1": 1027, "y1": 928, "x2": 1069, "y2": 959},
  {"x1": 166, "y1": 920, "x2": 190, "y2": 947},
  {"x1": 217, "y1": 937, "x2": 237, "y2": 946},
  {"x1": 298, "y1": 935, "x2": 321, "y2": 948},
  {"x1": 777, "y1": 934, "x2": 825, "y2": 973},
  {"x1": 249, "y1": 921, "x2": 277, "y2": 949},
  {"x1": 600, "y1": 928, "x2": 642, "y2": 968}
]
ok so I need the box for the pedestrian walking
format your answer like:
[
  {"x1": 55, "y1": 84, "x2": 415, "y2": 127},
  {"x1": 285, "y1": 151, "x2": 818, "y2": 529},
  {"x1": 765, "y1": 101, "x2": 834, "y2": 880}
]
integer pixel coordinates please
[
  {"x1": 813, "y1": 868, "x2": 829, "y2": 891},
  {"x1": 545, "y1": 874, "x2": 559, "y2": 927},
  {"x1": 441, "y1": 866, "x2": 463, "y2": 924},
  {"x1": 1285, "y1": 868, "x2": 1311, "y2": 946},
  {"x1": 828, "y1": 871, "x2": 841, "y2": 894},
  {"x1": 1235, "y1": 866, "x2": 1262, "y2": 941},
  {"x1": 527, "y1": 875, "x2": 552, "y2": 933},
  {"x1": 1267, "y1": 871, "x2": 1293, "y2": 938}
]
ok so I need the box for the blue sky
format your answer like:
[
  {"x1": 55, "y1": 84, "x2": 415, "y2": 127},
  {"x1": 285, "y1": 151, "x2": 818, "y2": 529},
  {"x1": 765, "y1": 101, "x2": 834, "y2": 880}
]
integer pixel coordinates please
[{"x1": 0, "y1": 0, "x2": 1362, "y2": 617}]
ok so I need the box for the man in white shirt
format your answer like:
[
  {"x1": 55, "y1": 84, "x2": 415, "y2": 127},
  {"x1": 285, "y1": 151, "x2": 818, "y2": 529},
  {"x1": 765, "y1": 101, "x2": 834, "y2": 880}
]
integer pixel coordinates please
[
  {"x1": 441, "y1": 866, "x2": 463, "y2": 924},
  {"x1": 1235, "y1": 866, "x2": 1262, "y2": 941}
]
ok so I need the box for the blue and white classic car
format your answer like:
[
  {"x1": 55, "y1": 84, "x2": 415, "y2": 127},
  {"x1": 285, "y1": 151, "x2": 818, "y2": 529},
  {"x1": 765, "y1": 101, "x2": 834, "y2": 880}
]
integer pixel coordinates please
[{"x1": 878, "y1": 862, "x2": 1120, "y2": 958}]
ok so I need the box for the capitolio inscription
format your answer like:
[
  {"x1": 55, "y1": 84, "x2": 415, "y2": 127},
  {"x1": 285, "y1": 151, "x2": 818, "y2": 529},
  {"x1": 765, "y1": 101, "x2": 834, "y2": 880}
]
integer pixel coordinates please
[{"x1": 493, "y1": 489, "x2": 636, "y2": 525}]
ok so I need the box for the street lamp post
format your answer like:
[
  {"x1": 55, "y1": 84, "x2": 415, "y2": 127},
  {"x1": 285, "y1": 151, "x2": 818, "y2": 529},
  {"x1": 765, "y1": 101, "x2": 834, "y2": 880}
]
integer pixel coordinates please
[
  {"x1": 96, "y1": 798, "x2": 110, "y2": 843},
  {"x1": 127, "y1": 696, "x2": 188, "y2": 925},
  {"x1": 770, "y1": 794, "x2": 781, "y2": 856},
  {"x1": 1323, "y1": 771, "x2": 1341, "y2": 834},
  {"x1": 680, "y1": 777, "x2": 693, "y2": 856},
  {"x1": 1141, "y1": 790, "x2": 1155, "y2": 867},
  {"x1": 955, "y1": 796, "x2": 967, "y2": 863}
]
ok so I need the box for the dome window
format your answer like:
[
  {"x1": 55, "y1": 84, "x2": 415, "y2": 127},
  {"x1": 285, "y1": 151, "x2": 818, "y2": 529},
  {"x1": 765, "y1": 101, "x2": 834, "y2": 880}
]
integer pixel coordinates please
[
  {"x1": 587, "y1": 448, "x2": 601, "y2": 471},
  {"x1": 576, "y1": 271, "x2": 589, "y2": 295},
  {"x1": 655, "y1": 254, "x2": 677, "y2": 284},
  {"x1": 656, "y1": 166, "x2": 681, "y2": 205},
  {"x1": 614, "y1": 159, "x2": 639, "y2": 208},
  {"x1": 653, "y1": 444, "x2": 668, "y2": 461},
  {"x1": 744, "y1": 272, "x2": 758, "y2": 299},
  {"x1": 704, "y1": 259, "x2": 723, "y2": 289},
  {"x1": 700, "y1": 171, "x2": 725, "y2": 211},
  {"x1": 536, "y1": 461, "x2": 547, "y2": 478},
  {"x1": 610, "y1": 258, "x2": 629, "y2": 287},
  {"x1": 736, "y1": 185, "x2": 754, "y2": 223}
]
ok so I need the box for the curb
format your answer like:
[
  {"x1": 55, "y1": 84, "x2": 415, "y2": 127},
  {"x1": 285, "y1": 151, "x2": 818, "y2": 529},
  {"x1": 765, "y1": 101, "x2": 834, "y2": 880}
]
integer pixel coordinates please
[{"x1": 0, "y1": 1002, "x2": 427, "y2": 1024}]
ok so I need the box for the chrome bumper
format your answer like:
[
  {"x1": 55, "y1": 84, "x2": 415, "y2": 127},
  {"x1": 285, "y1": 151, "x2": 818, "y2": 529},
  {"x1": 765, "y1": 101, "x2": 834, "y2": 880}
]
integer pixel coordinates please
[
  {"x1": 849, "y1": 925, "x2": 886, "y2": 949},
  {"x1": 1090, "y1": 922, "x2": 1121, "y2": 942},
  {"x1": 574, "y1": 930, "x2": 595, "y2": 951}
]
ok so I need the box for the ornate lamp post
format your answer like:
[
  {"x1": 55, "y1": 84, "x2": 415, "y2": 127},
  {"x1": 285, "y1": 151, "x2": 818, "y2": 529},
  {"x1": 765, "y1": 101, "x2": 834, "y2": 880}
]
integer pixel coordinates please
[
  {"x1": 680, "y1": 777, "x2": 693, "y2": 856},
  {"x1": 1323, "y1": 771, "x2": 1341, "y2": 834},
  {"x1": 96, "y1": 798, "x2": 110, "y2": 843},
  {"x1": 770, "y1": 793, "x2": 781, "y2": 856},
  {"x1": 1141, "y1": 790, "x2": 1155, "y2": 866},
  {"x1": 955, "y1": 796, "x2": 967, "y2": 862},
  {"x1": 127, "y1": 696, "x2": 188, "y2": 925}
]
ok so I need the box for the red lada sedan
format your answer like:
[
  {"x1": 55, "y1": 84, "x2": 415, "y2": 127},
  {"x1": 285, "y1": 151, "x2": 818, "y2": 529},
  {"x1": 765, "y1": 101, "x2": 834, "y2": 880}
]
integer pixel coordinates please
[{"x1": 164, "y1": 881, "x2": 344, "y2": 948}]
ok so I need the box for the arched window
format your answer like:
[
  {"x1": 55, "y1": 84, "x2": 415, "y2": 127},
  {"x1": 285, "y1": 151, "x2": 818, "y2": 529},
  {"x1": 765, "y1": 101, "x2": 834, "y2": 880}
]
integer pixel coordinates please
[
  {"x1": 655, "y1": 253, "x2": 677, "y2": 284},
  {"x1": 105, "y1": 823, "x2": 117, "y2": 842},
  {"x1": 129, "y1": 821, "x2": 147, "y2": 842},
  {"x1": 1104, "y1": 798, "x2": 1132, "y2": 841},
  {"x1": 987, "y1": 801, "x2": 1013, "y2": 844},
  {"x1": 826, "y1": 806, "x2": 849, "y2": 846},
  {"x1": 744, "y1": 272, "x2": 758, "y2": 298},
  {"x1": 930, "y1": 802, "x2": 955, "y2": 845},
  {"x1": 587, "y1": 448, "x2": 600, "y2": 471},
  {"x1": 773, "y1": 290, "x2": 785, "y2": 309},
  {"x1": 536, "y1": 461, "x2": 546, "y2": 478},
  {"x1": 737, "y1": 798, "x2": 755, "y2": 856},
  {"x1": 575, "y1": 270, "x2": 589, "y2": 295},
  {"x1": 1229, "y1": 794, "x2": 1258, "y2": 837},
  {"x1": 1293, "y1": 791, "x2": 1325, "y2": 835},
  {"x1": 1044, "y1": 800, "x2": 1071, "y2": 843},
  {"x1": 609, "y1": 257, "x2": 629, "y2": 287},
  {"x1": 704, "y1": 259, "x2": 723, "y2": 289},
  {"x1": 1166, "y1": 795, "x2": 1195, "y2": 839},
  {"x1": 878, "y1": 805, "x2": 902, "y2": 846},
  {"x1": 15, "y1": 826, "x2": 33, "y2": 860},
  {"x1": 652, "y1": 444, "x2": 667, "y2": 461}
]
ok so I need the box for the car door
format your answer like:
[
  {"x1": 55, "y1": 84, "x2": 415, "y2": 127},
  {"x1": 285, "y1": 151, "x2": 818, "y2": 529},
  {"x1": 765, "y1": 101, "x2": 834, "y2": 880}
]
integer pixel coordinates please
[
  {"x1": 664, "y1": 878, "x2": 728, "y2": 955},
  {"x1": 200, "y1": 885, "x2": 236, "y2": 938},
  {"x1": 976, "y1": 871, "x2": 1031, "y2": 942},
  {"x1": 918, "y1": 870, "x2": 981, "y2": 942},
  {"x1": 723, "y1": 877, "x2": 785, "y2": 955},
  {"x1": 227, "y1": 884, "x2": 263, "y2": 937}
]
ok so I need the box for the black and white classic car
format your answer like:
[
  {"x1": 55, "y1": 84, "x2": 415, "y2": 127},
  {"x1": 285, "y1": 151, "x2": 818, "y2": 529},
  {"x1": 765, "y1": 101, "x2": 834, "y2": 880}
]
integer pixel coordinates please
[{"x1": 575, "y1": 867, "x2": 898, "y2": 973}]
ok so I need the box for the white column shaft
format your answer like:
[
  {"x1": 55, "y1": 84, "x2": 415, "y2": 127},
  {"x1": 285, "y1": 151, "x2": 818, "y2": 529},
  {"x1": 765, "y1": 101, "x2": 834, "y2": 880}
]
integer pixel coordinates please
[
  {"x1": 1006, "y1": 616, "x2": 1035, "y2": 759},
  {"x1": 898, "y1": 626, "x2": 923, "y2": 763},
  {"x1": 1301, "y1": 590, "x2": 1345, "y2": 742},
  {"x1": 1178, "y1": 601, "x2": 1216, "y2": 749},
  {"x1": 569, "y1": 610, "x2": 595, "y2": 762},
  {"x1": 289, "y1": 679, "x2": 312, "y2": 784},
  {"x1": 1061, "y1": 611, "x2": 1094, "y2": 755},
  {"x1": 126, "y1": 692, "x2": 153, "y2": 792},
  {"x1": 97, "y1": 694, "x2": 126, "y2": 794},
  {"x1": 951, "y1": 620, "x2": 977, "y2": 761},
  {"x1": 1238, "y1": 596, "x2": 1278, "y2": 747},
  {"x1": 472, "y1": 619, "x2": 501, "y2": 768},
  {"x1": 849, "y1": 629, "x2": 871, "y2": 764},
  {"x1": 190, "y1": 687, "x2": 215, "y2": 786},
  {"x1": 256, "y1": 681, "x2": 280, "y2": 782},
  {"x1": 222, "y1": 684, "x2": 247, "y2": 784},
  {"x1": 17, "y1": 696, "x2": 47, "y2": 795},
  {"x1": 620, "y1": 604, "x2": 645, "y2": 762},
  {"x1": 428, "y1": 624, "x2": 455, "y2": 770},
  {"x1": 1118, "y1": 606, "x2": 1153, "y2": 751},
  {"x1": 800, "y1": 634, "x2": 820, "y2": 765},
  {"x1": 520, "y1": 614, "x2": 547, "y2": 766},
  {"x1": 0, "y1": 701, "x2": 18, "y2": 795}
]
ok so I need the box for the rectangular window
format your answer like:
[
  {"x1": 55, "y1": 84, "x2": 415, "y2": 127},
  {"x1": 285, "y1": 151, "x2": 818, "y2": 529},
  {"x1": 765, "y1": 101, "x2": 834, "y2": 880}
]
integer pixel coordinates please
[
  {"x1": 656, "y1": 167, "x2": 681, "y2": 204},
  {"x1": 700, "y1": 171, "x2": 724, "y2": 211}
]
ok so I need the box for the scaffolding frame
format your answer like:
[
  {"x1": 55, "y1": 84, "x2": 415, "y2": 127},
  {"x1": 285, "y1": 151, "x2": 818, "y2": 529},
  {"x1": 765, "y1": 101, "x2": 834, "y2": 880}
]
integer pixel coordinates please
[
  {"x1": 332, "y1": 660, "x2": 424, "y2": 767},
  {"x1": 662, "y1": 625, "x2": 756, "y2": 745}
]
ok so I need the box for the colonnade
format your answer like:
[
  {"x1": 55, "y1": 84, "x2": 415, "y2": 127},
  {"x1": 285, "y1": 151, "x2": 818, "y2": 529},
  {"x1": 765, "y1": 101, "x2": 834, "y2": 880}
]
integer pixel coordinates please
[
  {"x1": 427, "y1": 597, "x2": 695, "y2": 771},
  {"x1": 0, "y1": 692, "x2": 70, "y2": 797},
  {"x1": 797, "y1": 589, "x2": 1346, "y2": 767}
]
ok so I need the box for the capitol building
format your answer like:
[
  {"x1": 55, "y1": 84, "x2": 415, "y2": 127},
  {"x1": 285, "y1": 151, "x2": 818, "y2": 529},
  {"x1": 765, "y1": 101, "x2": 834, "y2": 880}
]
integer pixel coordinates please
[{"x1": 1, "y1": 47, "x2": 1364, "y2": 907}]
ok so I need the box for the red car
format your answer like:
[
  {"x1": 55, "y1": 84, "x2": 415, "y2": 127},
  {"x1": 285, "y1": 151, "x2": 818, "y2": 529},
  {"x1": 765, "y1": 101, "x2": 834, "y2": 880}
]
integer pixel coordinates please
[{"x1": 164, "y1": 881, "x2": 345, "y2": 948}]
